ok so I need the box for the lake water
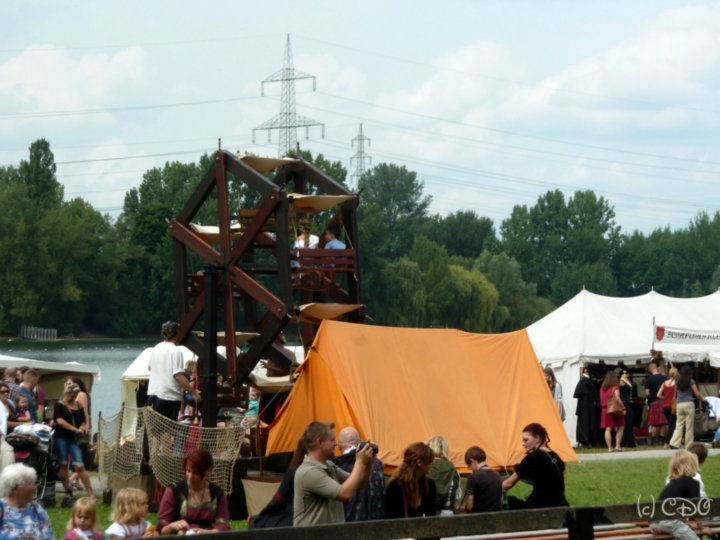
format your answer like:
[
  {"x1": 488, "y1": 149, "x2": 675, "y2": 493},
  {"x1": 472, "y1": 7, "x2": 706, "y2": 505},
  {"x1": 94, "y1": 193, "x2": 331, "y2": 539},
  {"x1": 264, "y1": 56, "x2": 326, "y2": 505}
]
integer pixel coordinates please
[{"x1": 0, "y1": 338, "x2": 155, "y2": 419}]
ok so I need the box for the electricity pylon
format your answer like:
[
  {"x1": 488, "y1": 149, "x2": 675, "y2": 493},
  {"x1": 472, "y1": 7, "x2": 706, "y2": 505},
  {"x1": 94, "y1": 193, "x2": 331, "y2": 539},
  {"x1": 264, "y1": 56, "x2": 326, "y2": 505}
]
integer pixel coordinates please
[
  {"x1": 350, "y1": 123, "x2": 371, "y2": 186},
  {"x1": 253, "y1": 35, "x2": 325, "y2": 157}
]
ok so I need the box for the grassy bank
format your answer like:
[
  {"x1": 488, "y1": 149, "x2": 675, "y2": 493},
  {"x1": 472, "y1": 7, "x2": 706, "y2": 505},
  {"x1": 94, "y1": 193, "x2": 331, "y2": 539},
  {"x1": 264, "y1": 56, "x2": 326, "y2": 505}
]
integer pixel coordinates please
[{"x1": 45, "y1": 456, "x2": 717, "y2": 538}]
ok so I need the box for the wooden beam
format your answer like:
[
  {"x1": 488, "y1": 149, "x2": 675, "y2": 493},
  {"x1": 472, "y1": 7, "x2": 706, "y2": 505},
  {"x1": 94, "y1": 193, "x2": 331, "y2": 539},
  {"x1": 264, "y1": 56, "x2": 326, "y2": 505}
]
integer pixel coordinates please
[
  {"x1": 168, "y1": 220, "x2": 224, "y2": 266},
  {"x1": 224, "y1": 151, "x2": 276, "y2": 199},
  {"x1": 263, "y1": 343, "x2": 295, "y2": 373},
  {"x1": 235, "y1": 315, "x2": 289, "y2": 384},
  {"x1": 226, "y1": 267, "x2": 287, "y2": 318},
  {"x1": 176, "y1": 157, "x2": 218, "y2": 225},
  {"x1": 342, "y1": 198, "x2": 364, "y2": 321},
  {"x1": 175, "y1": 291, "x2": 205, "y2": 345},
  {"x1": 284, "y1": 159, "x2": 352, "y2": 196},
  {"x1": 273, "y1": 192, "x2": 294, "y2": 315},
  {"x1": 184, "y1": 332, "x2": 227, "y2": 376},
  {"x1": 173, "y1": 239, "x2": 189, "y2": 321},
  {"x1": 227, "y1": 190, "x2": 280, "y2": 267}
]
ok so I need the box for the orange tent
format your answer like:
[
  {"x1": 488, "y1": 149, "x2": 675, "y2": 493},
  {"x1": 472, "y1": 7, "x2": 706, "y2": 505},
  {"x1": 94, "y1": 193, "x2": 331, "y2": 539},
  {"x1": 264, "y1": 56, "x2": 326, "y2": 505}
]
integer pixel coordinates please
[{"x1": 267, "y1": 321, "x2": 577, "y2": 470}]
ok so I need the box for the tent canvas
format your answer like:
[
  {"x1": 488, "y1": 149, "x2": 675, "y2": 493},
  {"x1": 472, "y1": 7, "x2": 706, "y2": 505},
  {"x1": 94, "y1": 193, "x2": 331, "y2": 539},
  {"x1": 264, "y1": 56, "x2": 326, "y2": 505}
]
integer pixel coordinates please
[
  {"x1": 526, "y1": 290, "x2": 720, "y2": 446},
  {"x1": 266, "y1": 321, "x2": 576, "y2": 470},
  {"x1": 0, "y1": 354, "x2": 99, "y2": 402}
]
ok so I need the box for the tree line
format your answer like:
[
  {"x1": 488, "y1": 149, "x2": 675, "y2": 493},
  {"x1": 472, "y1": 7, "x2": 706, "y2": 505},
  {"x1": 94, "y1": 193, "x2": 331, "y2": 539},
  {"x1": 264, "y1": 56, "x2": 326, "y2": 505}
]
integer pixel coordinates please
[{"x1": 1, "y1": 139, "x2": 719, "y2": 337}]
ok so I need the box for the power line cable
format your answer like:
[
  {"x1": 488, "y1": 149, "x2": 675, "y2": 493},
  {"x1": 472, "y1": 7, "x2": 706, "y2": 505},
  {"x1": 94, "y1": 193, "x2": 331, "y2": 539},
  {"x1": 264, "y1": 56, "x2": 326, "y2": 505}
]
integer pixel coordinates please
[
  {"x1": 291, "y1": 34, "x2": 720, "y2": 116},
  {"x1": 0, "y1": 95, "x2": 271, "y2": 120},
  {"x1": 293, "y1": 93, "x2": 720, "y2": 167},
  {"x1": 313, "y1": 138, "x2": 718, "y2": 212},
  {"x1": 0, "y1": 33, "x2": 285, "y2": 54}
]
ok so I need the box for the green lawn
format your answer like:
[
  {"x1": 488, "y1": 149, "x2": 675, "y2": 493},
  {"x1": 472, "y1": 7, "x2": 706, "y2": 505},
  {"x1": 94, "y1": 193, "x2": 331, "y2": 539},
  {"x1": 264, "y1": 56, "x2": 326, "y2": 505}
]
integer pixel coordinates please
[{"x1": 44, "y1": 455, "x2": 718, "y2": 538}]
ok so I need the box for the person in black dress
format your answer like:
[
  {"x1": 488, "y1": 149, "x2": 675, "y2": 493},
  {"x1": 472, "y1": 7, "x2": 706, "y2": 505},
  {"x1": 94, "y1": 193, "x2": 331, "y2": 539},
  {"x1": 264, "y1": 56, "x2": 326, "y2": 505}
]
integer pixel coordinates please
[
  {"x1": 384, "y1": 442, "x2": 436, "y2": 519},
  {"x1": 619, "y1": 372, "x2": 636, "y2": 448},
  {"x1": 573, "y1": 371, "x2": 600, "y2": 446},
  {"x1": 502, "y1": 423, "x2": 569, "y2": 509},
  {"x1": 249, "y1": 437, "x2": 307, "y2": 529}
]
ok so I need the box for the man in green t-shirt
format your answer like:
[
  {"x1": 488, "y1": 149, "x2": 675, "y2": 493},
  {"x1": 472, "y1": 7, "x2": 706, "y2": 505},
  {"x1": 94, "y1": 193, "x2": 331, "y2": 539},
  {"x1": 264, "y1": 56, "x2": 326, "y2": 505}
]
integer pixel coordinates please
[{"x1": 294, "y1": 421, "x2": 374, "y2": 526}]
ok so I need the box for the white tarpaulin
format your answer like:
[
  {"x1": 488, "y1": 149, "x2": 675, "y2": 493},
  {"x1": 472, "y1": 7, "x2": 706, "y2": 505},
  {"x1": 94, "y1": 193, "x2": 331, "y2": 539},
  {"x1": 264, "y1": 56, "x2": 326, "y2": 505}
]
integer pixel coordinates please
[
  {"x1": 654, "y1": 325, "x2": 720, "y2": 345},
  {"x1": 526, "y1": 290, "x2": 720, "y2": 445}
]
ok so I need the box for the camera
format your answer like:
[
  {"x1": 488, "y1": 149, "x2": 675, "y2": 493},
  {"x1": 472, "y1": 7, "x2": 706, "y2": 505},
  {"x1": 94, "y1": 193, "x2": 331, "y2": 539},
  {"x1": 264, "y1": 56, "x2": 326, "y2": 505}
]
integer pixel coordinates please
[{"x1": 357, "y1": 441, "x2": 379, "y2": 454}]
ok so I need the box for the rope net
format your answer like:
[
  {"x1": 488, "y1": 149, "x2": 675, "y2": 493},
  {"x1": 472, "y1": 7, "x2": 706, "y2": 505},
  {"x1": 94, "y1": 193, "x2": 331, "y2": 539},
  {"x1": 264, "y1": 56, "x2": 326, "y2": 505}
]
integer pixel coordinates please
[
  {"x1": 144, "y1": 407, "x2": 246, "y2": 493},
  {"x1": 97, "y1": 405, "x2": 145, "y2": 489},
  {"x1": 98, "y1": 407, "x2": 248, "y2": 494}
]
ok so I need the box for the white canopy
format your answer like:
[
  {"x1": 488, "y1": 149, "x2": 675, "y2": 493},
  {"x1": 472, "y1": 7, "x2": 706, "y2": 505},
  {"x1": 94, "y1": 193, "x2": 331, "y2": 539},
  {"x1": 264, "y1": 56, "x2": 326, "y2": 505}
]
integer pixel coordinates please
[
  {"x1": 527, "y1": 289, "x2": 720, "y2": 445},
  {"x1": 0, "y1": 354, "x2": 100, "y2": 400}
]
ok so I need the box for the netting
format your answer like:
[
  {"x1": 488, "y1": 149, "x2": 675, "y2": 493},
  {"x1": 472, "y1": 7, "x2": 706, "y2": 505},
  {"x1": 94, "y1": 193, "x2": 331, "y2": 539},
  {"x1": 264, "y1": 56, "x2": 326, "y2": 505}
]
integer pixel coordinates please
[
  {"x1": 144, "y1": 407, "x2": 246, "y2": 494},
  {"x1": 97, "y1": 405, "x2": 145, "y2": 489},
  {"x1": 98, "y1": 407, "x2": 248, "y2": 494}
]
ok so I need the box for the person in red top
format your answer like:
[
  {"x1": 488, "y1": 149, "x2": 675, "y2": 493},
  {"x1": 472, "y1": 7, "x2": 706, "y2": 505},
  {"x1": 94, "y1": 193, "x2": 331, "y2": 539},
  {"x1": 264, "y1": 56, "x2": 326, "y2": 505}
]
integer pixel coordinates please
[
  {"x1": 657, "y1": 368, "x2": 678, "y2": 450},
  {"x1": 600, "y1": 371, "x2": 625, "y2": 452}
]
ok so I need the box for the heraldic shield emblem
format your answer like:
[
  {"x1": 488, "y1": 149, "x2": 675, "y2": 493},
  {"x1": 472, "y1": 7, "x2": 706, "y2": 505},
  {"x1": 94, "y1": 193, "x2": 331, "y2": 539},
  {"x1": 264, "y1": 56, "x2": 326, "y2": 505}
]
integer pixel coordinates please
[{"x1": 656, "y1": 326, "x2": 666, "y2": 341}]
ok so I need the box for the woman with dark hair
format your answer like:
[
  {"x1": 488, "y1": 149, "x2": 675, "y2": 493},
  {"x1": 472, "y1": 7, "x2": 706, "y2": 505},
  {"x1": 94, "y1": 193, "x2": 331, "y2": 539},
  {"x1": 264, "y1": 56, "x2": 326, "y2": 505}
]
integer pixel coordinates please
[
  {"x1": 157, "y1": 449, "x2": 231, "y2": 534},
  {"x1": 384, "y1": 442, "x2": 437, "y2": 519},
  {"x1": 249, "y1": 437, "x2": 308, "y2": 529},
  {"x1": 600, "y1": 371, "x2": 625, "y2": 452},
  {"x1": 543, "y1": 366, "x2": 564, "y2": 421},
  {"x1": 502, "y1": 423, "x2": 569, "y2": 509},
  {"x1": 669, "y1": 365, "x2": 707, "y2": 449}
]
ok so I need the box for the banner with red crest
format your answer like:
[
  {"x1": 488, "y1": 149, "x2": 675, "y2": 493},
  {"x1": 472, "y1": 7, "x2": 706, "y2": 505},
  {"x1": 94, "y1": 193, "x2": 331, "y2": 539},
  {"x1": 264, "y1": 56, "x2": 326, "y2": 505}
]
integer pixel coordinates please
[{"x1": 654, "y1": 325, "x2": 720, "y2": 345}]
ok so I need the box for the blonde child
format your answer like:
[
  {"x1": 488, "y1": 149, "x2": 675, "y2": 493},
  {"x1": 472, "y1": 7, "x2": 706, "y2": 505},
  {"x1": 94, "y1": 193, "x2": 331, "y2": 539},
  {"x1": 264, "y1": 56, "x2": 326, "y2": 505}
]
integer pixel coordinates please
[
  {"x1": 15, "y1": 394, "x2": 31, "y2": 422},
  {"x1": 66, "y1": 497, "x2": 104, "y2": 540},
  {"x1": 105, "y1": 488, "x2": 158, "y2": 538}
]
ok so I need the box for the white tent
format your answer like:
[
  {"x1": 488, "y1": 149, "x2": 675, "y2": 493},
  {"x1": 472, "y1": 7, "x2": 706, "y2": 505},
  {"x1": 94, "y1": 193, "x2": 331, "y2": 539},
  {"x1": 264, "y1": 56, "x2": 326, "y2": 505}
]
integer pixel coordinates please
[
  {"x1": 120, "y1": 345, "x2": 306, "y2": 409},
  {"x1": 526, "y1": 290, "x2": 720, "y2": 445}
]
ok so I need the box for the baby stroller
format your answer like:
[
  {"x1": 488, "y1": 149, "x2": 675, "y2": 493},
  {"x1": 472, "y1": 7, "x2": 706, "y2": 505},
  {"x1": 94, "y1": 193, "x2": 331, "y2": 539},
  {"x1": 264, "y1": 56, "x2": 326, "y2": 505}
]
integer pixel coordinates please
[{"x1": 6, "y1": 426, "x2": 63, "y2": 508}]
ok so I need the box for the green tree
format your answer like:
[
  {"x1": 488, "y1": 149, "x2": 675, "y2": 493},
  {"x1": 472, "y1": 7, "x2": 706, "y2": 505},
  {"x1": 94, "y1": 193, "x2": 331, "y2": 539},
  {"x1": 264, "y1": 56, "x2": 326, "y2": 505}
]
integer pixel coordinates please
[
  {"x1": 358, "y1": 163, "x2": 431, "y2": 260},
  {"x1": 17, "y1": 139, "x2": 64, "y2": 211},
  {"x1": 420, "y1": 210, "x2": 497, "y2": 259}
]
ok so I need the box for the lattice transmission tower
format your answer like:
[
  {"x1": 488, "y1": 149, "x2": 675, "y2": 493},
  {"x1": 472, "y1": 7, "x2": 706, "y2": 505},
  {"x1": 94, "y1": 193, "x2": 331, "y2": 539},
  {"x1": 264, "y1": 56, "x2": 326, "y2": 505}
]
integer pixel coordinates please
[
  {"x1": 350, "y1": 123, "x2": 371, "y2": 186},
  {"x1": 253, "y1": 35, "x2": 325, "y2": 157}
]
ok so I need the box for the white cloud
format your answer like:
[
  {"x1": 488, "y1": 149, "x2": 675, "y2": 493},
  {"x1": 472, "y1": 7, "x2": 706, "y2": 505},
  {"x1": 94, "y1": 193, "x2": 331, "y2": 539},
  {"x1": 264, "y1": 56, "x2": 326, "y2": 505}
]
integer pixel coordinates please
[{"x1": 0, "y1": 45, "x2": 148, "y2": 113}]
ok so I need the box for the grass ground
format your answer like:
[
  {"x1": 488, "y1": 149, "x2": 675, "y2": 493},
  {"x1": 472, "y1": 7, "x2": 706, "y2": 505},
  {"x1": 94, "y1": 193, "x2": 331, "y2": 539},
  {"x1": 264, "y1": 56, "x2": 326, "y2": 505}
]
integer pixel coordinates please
[{"x1": 44, "y1": 456, "x2": 719, "y2": 538}]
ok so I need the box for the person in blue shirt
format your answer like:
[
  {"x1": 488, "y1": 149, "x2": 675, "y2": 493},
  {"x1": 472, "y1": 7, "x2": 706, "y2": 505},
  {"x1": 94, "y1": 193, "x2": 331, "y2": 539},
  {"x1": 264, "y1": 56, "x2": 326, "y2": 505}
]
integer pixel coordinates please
[{"x1": 324, "y1": 226, "x2": 346, "y2": 249}]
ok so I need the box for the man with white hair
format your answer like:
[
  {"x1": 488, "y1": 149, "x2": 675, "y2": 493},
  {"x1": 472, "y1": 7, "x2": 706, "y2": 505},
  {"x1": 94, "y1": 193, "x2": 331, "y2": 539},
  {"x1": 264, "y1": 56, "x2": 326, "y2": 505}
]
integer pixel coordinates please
[{"x1": 331, "y1": 426, "x2": 386, "y2": 522}]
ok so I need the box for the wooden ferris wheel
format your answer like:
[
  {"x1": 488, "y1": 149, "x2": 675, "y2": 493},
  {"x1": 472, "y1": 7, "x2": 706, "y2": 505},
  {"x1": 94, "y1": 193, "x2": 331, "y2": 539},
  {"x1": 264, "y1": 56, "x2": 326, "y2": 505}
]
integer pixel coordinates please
[{"x1": 167, "y1": 149, "x2": 365, "y2": 392}]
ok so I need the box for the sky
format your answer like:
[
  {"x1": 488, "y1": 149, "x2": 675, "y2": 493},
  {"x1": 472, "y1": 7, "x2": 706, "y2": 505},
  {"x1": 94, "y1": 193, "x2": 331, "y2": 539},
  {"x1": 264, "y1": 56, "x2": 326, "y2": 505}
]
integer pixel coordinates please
[{"x1": 1, "y1": 0, "x2": 719, "y2": 234}]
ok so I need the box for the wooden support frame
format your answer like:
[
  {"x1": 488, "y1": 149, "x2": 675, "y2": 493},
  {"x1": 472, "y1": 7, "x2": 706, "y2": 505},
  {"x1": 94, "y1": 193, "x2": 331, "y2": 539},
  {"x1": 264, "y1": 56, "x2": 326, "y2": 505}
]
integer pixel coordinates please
[{"x1": 170, "y1": 150, "x2": 365, "y2": 394}]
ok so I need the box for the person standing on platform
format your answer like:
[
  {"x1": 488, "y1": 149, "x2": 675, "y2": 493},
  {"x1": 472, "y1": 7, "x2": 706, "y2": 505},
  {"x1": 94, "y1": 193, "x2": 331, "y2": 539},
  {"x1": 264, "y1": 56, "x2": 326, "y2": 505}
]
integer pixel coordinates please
[
  {"x1": 147, "y1": 322, "x2": 200, "y2": 421},
  {"x1": 645, "y1": 362, "x2": 668, "y2": 447},
  {"x1": 331, "y1": 427, "x2": 386, "y2": 522}
]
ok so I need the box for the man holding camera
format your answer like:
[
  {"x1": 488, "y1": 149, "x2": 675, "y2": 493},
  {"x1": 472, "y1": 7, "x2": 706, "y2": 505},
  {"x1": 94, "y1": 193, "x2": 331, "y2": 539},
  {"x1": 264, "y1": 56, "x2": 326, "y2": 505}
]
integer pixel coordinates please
[
  {"x1": 332, "y1": 427, "x2": 386, "y2": 521},
  {"x1": 294, "y1": 421, "x2": 374, "y2": 526}
]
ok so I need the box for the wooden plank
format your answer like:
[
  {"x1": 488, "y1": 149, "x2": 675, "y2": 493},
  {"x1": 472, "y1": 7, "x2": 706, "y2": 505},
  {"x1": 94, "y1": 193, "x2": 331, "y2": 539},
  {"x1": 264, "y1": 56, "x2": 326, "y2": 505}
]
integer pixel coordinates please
[
  {"x1": 224, "y1": 151, "x2": 276, "y2": 199},
  {"x1": 284, "y1": 160, "x2": 352, "y2": 196},
  {"x1": 172, "y1": 240, "x2": 189, "y2": 320},
  {"x1": 216, "y1": 151, "x2": 232, "y2": 260},
  {"x1": 274, "y1": 192, "x2": 294, "y2": 315},
  {"x1": 168, "y1": 220, "x2": 224, "y2": 266},
  {"x1": 176, "y1": 155, "x2": 218, "y2": 225},
  {"x1": 235, "y1": 316, "x2": 289, "y2": 384},
  {"x1": 175, "y1": 291, "x2": 206, "y2": 345},
  {"x1": 184, "y1": 332, "x2": 227, "y2": 376},
  {"x1": 342, "y1": 198, "x2": 364, "y2": 321},
  {"x1": 226, "y1": 267, "x2": 287, "y2": 318},
  {"x1": 228, "y1": 191, "x2": 280, "y2": 267}
]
